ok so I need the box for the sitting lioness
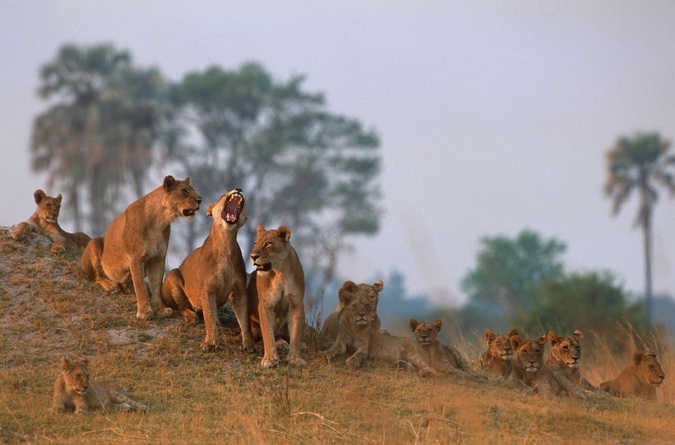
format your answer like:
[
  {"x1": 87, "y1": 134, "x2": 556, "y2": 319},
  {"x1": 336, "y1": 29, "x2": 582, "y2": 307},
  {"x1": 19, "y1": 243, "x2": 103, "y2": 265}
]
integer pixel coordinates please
[
  {"x1": 409, "y1": 319, "x2": 485, "y2": 382},
  {"x1": 547, "y1": 329, "x2": 599, "y2": 394},
  {"x1": 12, "y1": 189, "x2": 90, "y2": 253},
  {"x1": 162, "y1": 189, "x2": 254, "y2": 352},
  {"x1": 247, "y1": 225, "x2": 306, "y2": 368},
  {"x1": 325, "y1": 280, "x2": 435, "y2": 377},
  {"x1": 599, "y1": 351, "x2": 665, "y2": 401},
  {"x1": 508, "y1": 334, "x2": 585, "y2": 399},
  {"x1": 52, "y1": 356, "x2": 148, "y2": 414},
  {"x1": 480, "y1": 328, "x2": 519, "y2": 377},
  {"x1": 81, "y1": 176, "x2": 201, "y2": 320}
]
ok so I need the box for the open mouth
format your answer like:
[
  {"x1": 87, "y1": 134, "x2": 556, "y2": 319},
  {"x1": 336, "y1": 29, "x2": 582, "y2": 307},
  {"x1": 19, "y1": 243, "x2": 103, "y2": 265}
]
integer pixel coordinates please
[
  {"x1": 255, "y1": 262, "x2": 271, "y2": 272},
  {"x1": 223, "y1": 192, "x2": 244, "y2": 224},
  {"x1": 183, "y1": 208, "x2": 197, "y2": 217}
]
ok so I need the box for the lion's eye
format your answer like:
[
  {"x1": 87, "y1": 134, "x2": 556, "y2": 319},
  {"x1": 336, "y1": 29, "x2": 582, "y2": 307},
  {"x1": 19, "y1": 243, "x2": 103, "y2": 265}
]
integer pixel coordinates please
[{"x1": 182, "y1": 189, "x2": 188, "y2": 196}]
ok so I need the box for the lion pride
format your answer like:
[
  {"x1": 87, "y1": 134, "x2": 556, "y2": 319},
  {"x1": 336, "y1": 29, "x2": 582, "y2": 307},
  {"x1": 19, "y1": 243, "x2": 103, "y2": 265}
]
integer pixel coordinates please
[{"x1": 81, "y1": 176, "x2": 201, "y2": 320}]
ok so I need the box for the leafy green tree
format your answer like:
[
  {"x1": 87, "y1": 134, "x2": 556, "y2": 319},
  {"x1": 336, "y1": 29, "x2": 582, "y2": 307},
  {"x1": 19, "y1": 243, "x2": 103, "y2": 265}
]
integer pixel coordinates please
[
  {"x1": 166, "y1": 62, "x2": 381, "y2": 297},
  {"x1": 604, "y1": 132, "x2": 675, "y2": 320},
  {"x1": 460, "y1": 229, "x2": 566, "y2": 321},
  {"x1": 524, "y1": 271, "x2": 644, "y2": 353}
]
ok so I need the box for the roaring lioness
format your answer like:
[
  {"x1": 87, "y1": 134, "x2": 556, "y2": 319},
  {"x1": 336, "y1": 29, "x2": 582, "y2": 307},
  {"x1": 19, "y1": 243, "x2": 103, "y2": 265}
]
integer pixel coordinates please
[
  {"x1": 81, "y1": 176, "x2": 201, "y2": 320},
  {"x1": 409, "y1": 319, "x2": 486, "y2": 382},
  {"x1": 52, "y1": 356, "x2": 148, "y2": 414},
  {"x1": 161, "y1": 189, "x2": 253, "y2": 352},
  {"x1": 247, "y1": 225, "x2": 306, "y2": 368},
  {"x1": 547, "y1": 329, "x2": 599, "y2": 393},
  {"x1": 480, "y1": 328, "x2": 519, "y2": 377},
  {"x1": 508, "y1": 334, "x2": 585, "y2": 399},
  {"x1": 13, "y1": 189, "x2": 90, "y2": 253},
  {"x1": 599, "y1": 351, "x2": 665, "y2": 401}
]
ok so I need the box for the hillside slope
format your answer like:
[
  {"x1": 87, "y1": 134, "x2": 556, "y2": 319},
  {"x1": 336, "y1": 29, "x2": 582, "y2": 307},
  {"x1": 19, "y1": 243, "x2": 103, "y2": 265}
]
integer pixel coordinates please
[{"x1": 0, "y1": 227, "x2": 673, "y2": 445}]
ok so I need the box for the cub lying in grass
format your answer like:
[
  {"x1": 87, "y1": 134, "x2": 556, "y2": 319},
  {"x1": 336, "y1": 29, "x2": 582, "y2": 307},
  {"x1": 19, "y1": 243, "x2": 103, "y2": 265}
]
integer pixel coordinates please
[{"x1": 52, "y1": 357, "x2": 148, "y2": 414}]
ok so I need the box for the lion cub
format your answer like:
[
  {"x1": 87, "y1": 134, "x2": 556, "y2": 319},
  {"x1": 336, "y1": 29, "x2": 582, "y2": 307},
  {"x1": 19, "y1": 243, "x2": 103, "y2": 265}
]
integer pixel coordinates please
[
  {"x1": 162, "y1": 189, "x2": 254, "y2": 352},
  {"x1": 599, "y1": 351, "x2": 665, "y2": 401},
  {"x1": 409, "y1": 319, "x2": 486, "y2": 382},
  {"x1": 480, "y1": 328, "x2": 519, "y2": 377},
  {"x1": 52, "y1": 357, "x2": 148, "y2": 414},
  {"x1": 13, "y1": 189, "x2": 90, "y2": 253}
]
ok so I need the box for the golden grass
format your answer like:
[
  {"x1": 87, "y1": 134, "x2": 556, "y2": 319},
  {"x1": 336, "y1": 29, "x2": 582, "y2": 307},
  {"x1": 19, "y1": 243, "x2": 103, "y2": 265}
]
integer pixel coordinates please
[{"x1": 0, "y1": 227, "x2": 674, "y2": 444}]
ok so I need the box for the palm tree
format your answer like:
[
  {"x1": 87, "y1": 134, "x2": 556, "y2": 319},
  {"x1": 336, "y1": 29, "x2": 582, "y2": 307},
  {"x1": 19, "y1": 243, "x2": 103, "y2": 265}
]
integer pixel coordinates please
[
  {"x1": 31, "y1": 43, "x2": 130, "y2": 233},
  {"x1": 604, "y1": 132, "x2": 675, "y2": 320}
]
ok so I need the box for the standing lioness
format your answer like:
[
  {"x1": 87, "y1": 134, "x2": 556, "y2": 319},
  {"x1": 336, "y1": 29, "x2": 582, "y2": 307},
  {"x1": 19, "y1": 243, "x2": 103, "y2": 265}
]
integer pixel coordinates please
[
  {"x1": 161, "y1": 189, "x2": 254, "y2": 352},
  {"x1": 248, "y1": 225, "x2": 306, "y2": 368},
  {"x1": 81, "y1": 176, "x2": 201, "y2": 320}
]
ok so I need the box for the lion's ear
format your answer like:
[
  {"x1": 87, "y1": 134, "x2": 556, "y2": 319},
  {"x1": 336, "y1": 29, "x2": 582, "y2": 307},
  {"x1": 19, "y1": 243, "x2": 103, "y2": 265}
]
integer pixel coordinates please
[
  {"x1": 340, "y1": 281, "x2": 357, "y2": 292},
  {"x1": 633, "y1": 351, "x2": 646, "y2": 366},
  {"x1": 507, "y1": 328, "x2": 519, "y2": 338},
  {"x1": 510, "y1": 335, "x2": 523, "y2": 350},
  {"x1": 537, "y1": 335, "x2": 547, "y2": 346},
  {"x1": 256, "y1": 224, "x2": 266, "y2": 235},
  {"x1": 433, "y1": 320, "x2": 443, "y2": 331},
  {"x1": 184, "y1": 177, "x2": 190, "y2": 185},
  {"x1": 547, "y1": 330, "x2": 559, "y2": 345},
  {"x1": 372, "y1": 280, "x2": 384, "y2": 292},
  {"x1": 61, "y1": 356, "x2": 73, "y2": 371},
  {"x1": 55, "y1": 194, "x2": 63, "y2": 205},
  {"x1": 484, "y1": 329, "x2": 496, "y2": 345},
  {"x1": 206, "y1": 202, "x2": 216, "y2": 217},
  {"x1": 409, "y1": 319, "x2": 419, "y2": 332},
  {"x1": 34, "y1": 189, "x2": 47, "y2": 204},
  {"x1": 573, "y1": 329, "x2": 584, "y2": 341},
  {"x1": 276, "y1": 225, "x2": 291, "y2": 243},
  {"x1": 163, "y1": 175, "x2": 177, "y2": 191}
]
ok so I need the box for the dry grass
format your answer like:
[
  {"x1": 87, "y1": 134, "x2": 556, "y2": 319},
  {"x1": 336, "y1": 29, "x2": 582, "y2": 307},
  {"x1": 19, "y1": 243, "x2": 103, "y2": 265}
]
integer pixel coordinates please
[{"x1": 0, "y1": 227, "x2": 674, "y2": 445}]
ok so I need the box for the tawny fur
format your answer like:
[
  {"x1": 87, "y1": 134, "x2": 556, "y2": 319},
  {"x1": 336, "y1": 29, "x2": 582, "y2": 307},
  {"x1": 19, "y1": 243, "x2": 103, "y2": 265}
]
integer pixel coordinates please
[
  {"x1": 81, "y1": 176, "x2": 201, "y2": 320},
  {"x1": 547, "y1": 329, "x2": 599, "y2": 394},
  {"x1": 480, "y1": 328, "x2": 519, "y2": 377},
  {"x1": 599, "y1": 351, "x2": 665, "y2": 401},
  {"x1": 52, "y1": 357, "x2": 147, "y2": 414},
  {"x1": 12, "y1": 189, "x2": 90, "y2": 253},
  {"x1": 247, "y1": 225, "x2": 306, "y2": 368},
  {"x1": 409, "y1": 319, "x2": 485, "y2": 382},
  {"x1": 161, "y1": 189, "x2": 253, "y2": 352}
]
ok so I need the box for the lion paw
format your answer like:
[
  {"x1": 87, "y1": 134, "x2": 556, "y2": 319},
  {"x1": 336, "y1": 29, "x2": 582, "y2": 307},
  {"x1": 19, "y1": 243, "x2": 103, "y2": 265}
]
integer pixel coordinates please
[
  {"x1": 51, "y1": 243, "x2": 66, "y2": 254},
  {"x1": 200, "y1": 341, "x2": 220, "y2": 353},
  {"x1": 157, "y1": 307, "x2": 174, "y2": 318},
  {"x1": 345, "y1": 356, "x2": 361, "y2": 369},
  {"x1": 136, "y1": 310, "x2": 155, "y2": 321},
  {"x1": 289, "y1": 356, "x2": 307, "y2": 367},
  {"x1": 260, "y1": 356, "x2": 280, "y2": 369}
]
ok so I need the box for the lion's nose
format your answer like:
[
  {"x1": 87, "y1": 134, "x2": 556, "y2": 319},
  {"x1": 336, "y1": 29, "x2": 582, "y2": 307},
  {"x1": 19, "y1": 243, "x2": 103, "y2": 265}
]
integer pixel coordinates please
[{"x1": 251, "y1": 253, "x2": 260, "y2": 261}]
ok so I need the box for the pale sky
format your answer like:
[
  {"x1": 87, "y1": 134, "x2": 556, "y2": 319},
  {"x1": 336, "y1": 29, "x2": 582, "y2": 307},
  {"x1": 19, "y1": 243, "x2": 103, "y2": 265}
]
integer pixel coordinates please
[{"x1": 1, "y1": 1, "x2": 674, "y2": 305}]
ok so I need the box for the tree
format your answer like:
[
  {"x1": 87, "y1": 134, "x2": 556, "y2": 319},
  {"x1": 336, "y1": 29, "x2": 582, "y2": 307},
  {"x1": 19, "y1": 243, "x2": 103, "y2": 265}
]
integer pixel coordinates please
[
  {"x1": 460, "y1": 229, "x2": 566, "y2": 321},
  {"x1": 604, "y1": 132, "x2": 675, "y2": 320},
  {"x1": 31, "y1": 44, "x2": 167, "y2": 235},
  {"x1": 166, "y1": 62, "x2": 381, "y2": 299}
]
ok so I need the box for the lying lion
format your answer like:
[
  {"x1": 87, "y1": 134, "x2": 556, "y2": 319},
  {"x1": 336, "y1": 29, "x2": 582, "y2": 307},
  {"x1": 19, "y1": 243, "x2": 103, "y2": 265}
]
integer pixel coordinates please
[
  {"x1": 599, "y1": 351, "x2": 665, "y2": 401},
  {"x1": 247, "y1": 225, "x2": 306, "y2": 368},
  {"x1": 547, "y1": 329, "x2": 599, "y2": 394},
  {"x1": 81, "y1": 176, "x2": 201, "y2": 320},
  {"x1": 52, "y1": 356, "x2": 148, "y2": 414},
  {"x1": 12, "y1": 189, "x2": 90, "y2": 253},
  {"x1": 161, "y1": 189, "x2": 254, "y2": 352},
  {"x1": 409, "y1": 319, "x2": 485, "y2": 382}
]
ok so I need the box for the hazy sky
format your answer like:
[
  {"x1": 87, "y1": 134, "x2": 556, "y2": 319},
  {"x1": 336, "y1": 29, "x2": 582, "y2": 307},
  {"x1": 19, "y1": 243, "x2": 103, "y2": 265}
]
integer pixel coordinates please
[{"x1": 1, "y1": 1, "x2": 674, "y2": 305}]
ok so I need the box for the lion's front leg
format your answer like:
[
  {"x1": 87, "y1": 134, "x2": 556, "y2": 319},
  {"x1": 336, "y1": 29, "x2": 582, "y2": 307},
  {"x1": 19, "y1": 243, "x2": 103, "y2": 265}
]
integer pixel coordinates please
[
  {"x1": 11, "y1": 222, "x2": 34, "y2": 241},
  {"x1": 48, "y1": 232, "x2": 67, "y2": 254},
  {"x1": 286, "y1": 297, "x2": 307, "y2": 367},
  {"x1": 147, "y1": 257, "x2": 172, "y2": 317},
  {"x1": 129, "y1": 261, "x2": 154, "y2": 320},
  {"x1": 228, "y1": 281, "x2": 255, "y2": 352},
  {"x1": 258, "y1": 300, "x2": 281, "y2": 368},
  {"x1": 201, "y1": 293, "x2": 221, "y2": 352}
]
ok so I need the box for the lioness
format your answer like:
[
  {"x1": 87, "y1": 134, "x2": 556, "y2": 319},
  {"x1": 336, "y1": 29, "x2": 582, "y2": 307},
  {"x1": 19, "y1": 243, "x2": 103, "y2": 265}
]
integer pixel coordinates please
[
  {"x1": 547, "y1": 329, "x2": 598, "y2": 393},
  {"x1": 325, "y1": 280, "x2": 435, "y2": 377},
  {"x1": 248, "y1": 225, "x2": 306, "y2": 368},
  {"x1": 52, "y1": 356, "x2": 148, "y2": 414},
  {"x1": 599, "y1": 351, "x2": 665, "y2": 401},
  {"x1": 161, "y1": 189, "x2": 253, "y2": 352},
  {"x1": 480, "y1": 328, "x2": 519, "y2": 377},
  {"x1": 81, "y1": 176, "x2": 201, "y2": 320},
  {"x1": 508, "y1": 334, "x2": 585, "y2": 399},
  {"x1": 13, "y1": 189, "x2": 90, "y2": 253},
  {"x1": 319, "y1": 281, "x2": 382, "y2": 351},
  {"x1": 409, "y1": 319, "x2": 486, "y2": 382}
]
